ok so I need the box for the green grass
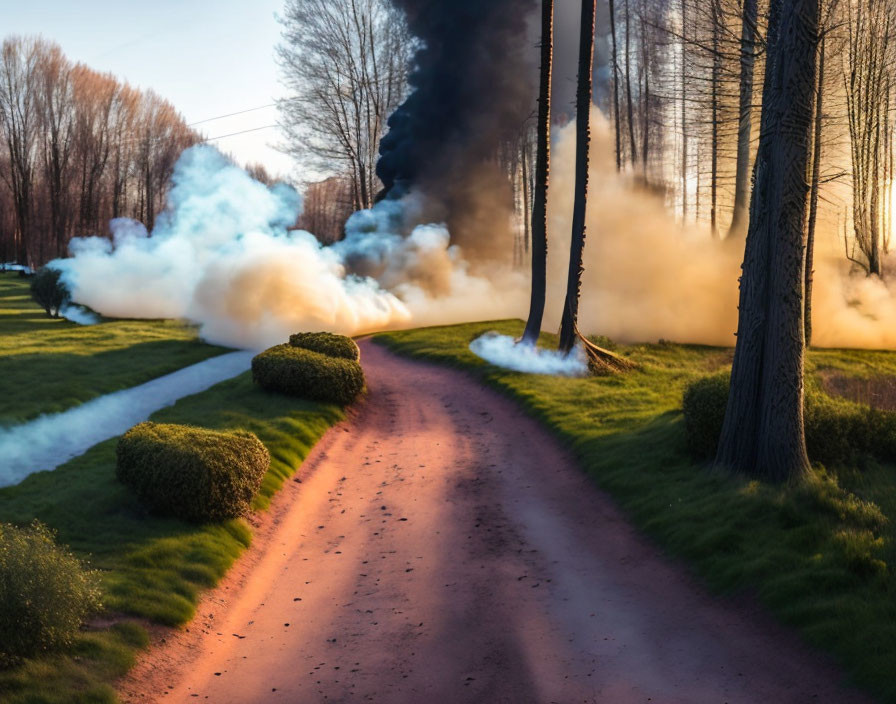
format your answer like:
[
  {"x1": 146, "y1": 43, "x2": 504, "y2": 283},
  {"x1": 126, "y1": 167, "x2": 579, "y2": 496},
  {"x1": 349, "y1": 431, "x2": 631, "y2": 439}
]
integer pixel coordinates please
[
  {"x1": 0, "y1": 273, "x2": 229, "y2": 425},
  {"x1": 0, "y1": 275, "x2": 344, "y2": 702},
  {"x1": 375, "y1": 320, "x2": 896, "y2": 703},
  {"x1": 0, "y1": 373, "x2": 343, "y2": 702}
]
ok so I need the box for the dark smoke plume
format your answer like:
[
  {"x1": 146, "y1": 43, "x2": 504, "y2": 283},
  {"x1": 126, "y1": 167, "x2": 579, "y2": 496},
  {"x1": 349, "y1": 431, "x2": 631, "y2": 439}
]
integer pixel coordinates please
[{"x1": 377, "y1": 0, "x2": 537, "y2": 260}]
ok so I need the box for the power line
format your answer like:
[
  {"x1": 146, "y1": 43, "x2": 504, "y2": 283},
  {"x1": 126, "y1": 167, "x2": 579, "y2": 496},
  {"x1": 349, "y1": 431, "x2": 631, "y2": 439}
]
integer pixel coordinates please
[
  {"x1": 202, "y1": 125, "x2": 279, "y2": 142},
  {"x1": 188, "y1": 104, "x2": 277, "y2": 127}
]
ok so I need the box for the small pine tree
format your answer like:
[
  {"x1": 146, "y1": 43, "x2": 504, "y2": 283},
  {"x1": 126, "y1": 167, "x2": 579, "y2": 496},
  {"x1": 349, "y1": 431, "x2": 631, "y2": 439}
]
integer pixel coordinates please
[{"x1": 30, "y1": 267, "x2": 70, "y2": 318}]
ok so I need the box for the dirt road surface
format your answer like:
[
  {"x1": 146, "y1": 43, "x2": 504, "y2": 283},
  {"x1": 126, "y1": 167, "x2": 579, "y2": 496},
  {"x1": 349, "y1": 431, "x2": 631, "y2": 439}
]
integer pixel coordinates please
[{"x1": 119, "y1": 340, "x2": 872, "y2": 704}]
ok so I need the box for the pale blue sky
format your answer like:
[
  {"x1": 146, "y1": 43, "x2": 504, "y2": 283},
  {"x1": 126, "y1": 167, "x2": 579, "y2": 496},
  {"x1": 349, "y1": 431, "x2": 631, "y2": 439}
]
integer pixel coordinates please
[{"x1": 3, "y1": 0, "x2": 295, "y2": 176}]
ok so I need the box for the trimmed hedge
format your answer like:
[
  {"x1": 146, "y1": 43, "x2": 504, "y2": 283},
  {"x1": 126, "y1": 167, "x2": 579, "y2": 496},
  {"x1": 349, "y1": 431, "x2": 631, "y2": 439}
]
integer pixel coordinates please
[
  {"x1": 682, "y1": 373, "x2": 730, "y2": 458},
  {"x1": 252, "y1": 344, "x2": 365, "y2": 405},
  {"x1": 289, "y1": 332, "x2": 361, "y2": 361},
  {"x1": 116, "y1": 422, "x2": 270, "y2": 523},
  {"x1": 683, "y1": 372, "x2": 896, "y2": 466},
  {"x1": 0, "y1": 521, "x2": 101, "y2": 663}
]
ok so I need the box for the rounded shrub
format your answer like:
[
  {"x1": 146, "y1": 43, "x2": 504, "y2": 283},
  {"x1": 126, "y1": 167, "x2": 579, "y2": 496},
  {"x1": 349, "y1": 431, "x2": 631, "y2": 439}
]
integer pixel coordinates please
[
  {"x1": 252, "y1": 344, "x2": 365, "y2": 405},
  {"x1": 0, "y1": 521, "x2": 102, "y2": 664},
  {"x1": 289, "y1": 332, "x2": 361, "y2": 361},
  {"x1": 681, "y1": 372, "x2": 730, "y2": 459},
  {"x1": 683, "y1": 373, "x2": 896, "y2": 467},
  {"x1": 116, "y1": 422, "x2": 270, "y2": 523}
]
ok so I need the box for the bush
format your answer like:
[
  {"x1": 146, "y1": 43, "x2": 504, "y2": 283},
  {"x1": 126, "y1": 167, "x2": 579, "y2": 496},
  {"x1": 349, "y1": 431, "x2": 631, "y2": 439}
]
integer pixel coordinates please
[
  {"x1": 683, "y1": 373, "x2": 896, "y2": 467},
  {"x1": 116, "y1": 422, "x2": 270, "y2": 523},
  {"x1": 682, "y1": 373, "x2": 730, "y2": 458},
  {"x1": 289, "y1": 332, "x2": 361, "y2": 361},
  {"x1": 0, "y1": 521, "x2": 102, "y2": 663},
  {"x1": 30, "y1": 267, "x2": 70, "y2": 318},
  {"x1": 252, "y1": 344, "x2": 365, "y2": 405}
]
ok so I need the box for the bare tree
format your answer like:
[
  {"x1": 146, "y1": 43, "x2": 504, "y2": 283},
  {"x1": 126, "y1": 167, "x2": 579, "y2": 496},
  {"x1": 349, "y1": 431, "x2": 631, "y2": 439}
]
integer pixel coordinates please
[
  {"x1": 715, "y1": 0, "x2": 819, "y2": 482},
  {"x1": 522, "y1": 0, "x2": 554, "y2": 346},
  {"x1": 559, "y1": 0, "x2": 597, "y2": 354},
  {"x1": 277, "y1": 0, "x2": 411, "y2": 211},
  {"x1": 843, "y1": 0, "x2": 895, "y2": 276},
  {"x1": 0, "y1": 37, "x2": 199, "y2": 266}
]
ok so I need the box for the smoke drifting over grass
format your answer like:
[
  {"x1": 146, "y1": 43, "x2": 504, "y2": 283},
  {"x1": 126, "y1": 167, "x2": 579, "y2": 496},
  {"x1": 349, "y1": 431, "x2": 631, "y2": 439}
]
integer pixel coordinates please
[
  {"x1": 51, "y1": 114, "x2": 896, "y2": 355},
  {"x1": 470, "y1": 332, "x2": 588, "y2": 376},
  {"x1": 0, "y1": 351, "x2": 252, "y2": 487},
  {"x1": 53, "y1": 146, "x2": 525, "y2": 350}
]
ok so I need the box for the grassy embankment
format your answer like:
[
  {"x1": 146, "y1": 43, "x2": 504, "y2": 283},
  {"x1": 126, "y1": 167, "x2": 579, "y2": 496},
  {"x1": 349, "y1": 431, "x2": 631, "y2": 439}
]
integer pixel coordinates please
[
  {"x1": 0, "y1": 274, "x2": 344, "y2": 703},
  {"x1": 0, "y1": 273, "x2": 230, "y2": 425},
  {"x1": 375, "y1": 320, "x2": 896, "y2": 703}
]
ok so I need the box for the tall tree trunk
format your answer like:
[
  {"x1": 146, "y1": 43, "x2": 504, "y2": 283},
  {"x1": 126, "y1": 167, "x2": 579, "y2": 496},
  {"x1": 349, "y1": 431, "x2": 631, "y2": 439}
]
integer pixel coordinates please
[
  {"x1": 559, "y1": 0, "x2": 597, "y2": 354},
  {"x1": 521, "y1": 0, "x2": 554, "y2": 346},
  {"x1": 805, "y1": 34, "x2": 825, "y2": 348},
  {"x1": 680, "y1": 0, "x2": 688, "y2": 221},
  {"x1": 624, "y1": 0, "x2": 638, "y2": 167},
  {"x1": 710, "y1": 0, "x2": 720, "y2": 238},
  {"x1": 728, "y1": 0, "x2": 758, "y2": 237},
  {"x1": 715, "y1": 0, "x2": 818, "y2": 483},
  {"x1": 609, "y1": 0, "x2": 622, "y2": 171}
]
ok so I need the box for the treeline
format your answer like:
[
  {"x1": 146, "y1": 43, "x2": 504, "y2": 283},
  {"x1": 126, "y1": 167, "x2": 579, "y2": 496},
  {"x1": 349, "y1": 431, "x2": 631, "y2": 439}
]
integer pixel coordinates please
[
  {"x1": 607, "y1": 0, "x2": 896, "y2": 274},
  {"x1": 0, "y1": 36, "x2": 200, "y2": 268}
]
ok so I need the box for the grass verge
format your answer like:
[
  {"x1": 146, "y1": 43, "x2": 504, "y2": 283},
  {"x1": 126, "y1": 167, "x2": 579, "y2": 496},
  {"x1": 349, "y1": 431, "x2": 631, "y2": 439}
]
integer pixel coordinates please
[
  {"x1": 375, "y1": 320, "x2": 896, "y2": 703},
  {"x1": 0, "y1": 273, "x2": 228, "y2": 425},
  {"x1": 0, "y1": 373, "x2": 343, "y2": 703}
]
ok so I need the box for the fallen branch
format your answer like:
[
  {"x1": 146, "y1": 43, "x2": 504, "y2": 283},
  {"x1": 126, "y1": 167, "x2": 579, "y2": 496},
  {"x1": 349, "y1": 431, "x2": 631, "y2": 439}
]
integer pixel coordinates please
[{"x1": 576, "y1": 329, "x2": 638, "y2": 376}]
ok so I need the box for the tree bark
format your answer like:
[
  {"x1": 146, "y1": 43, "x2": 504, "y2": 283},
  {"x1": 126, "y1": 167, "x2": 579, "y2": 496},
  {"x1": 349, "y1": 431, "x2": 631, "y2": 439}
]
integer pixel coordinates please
[
  {"x1": 559, "y1": 0, "x2": 596, "y2": 354},
  {"x1": 522, "y1": 0, "x2": 554, "y2": 346},
  {"x1": 728, "y1": 0, "x2": 758, "y2": 238},
  {"x1": 715, "y1": 0, "x2": 817, "y2": 483},
  {"x1": 805, "y1": 34, "x2": 824, "y2": 348},
  {"x1": 609, "y1": 0, "x2": 622, "y2": 172}
]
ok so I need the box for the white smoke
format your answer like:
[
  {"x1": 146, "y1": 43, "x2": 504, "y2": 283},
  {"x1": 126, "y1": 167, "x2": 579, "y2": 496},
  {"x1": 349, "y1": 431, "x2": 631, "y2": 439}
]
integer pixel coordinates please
[
  {"x1": 50, "y1": 115, "x2": 896, "y2": 357},
  {"x1": 52, "y1": 146, "x2": 525, "y2": 350},
  {"x1": 470, "y1": 332, "x2": 588, "y2": 376},
  {"x1": 0, "y1": 351, "x2": 252, "y2": 487}
]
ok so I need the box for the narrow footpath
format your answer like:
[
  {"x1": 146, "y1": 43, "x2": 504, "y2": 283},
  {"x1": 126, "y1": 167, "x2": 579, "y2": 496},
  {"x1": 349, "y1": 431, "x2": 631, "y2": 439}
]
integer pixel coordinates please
[{"x1": 120, "y1": 340, "x2": 872, "y2": 704}]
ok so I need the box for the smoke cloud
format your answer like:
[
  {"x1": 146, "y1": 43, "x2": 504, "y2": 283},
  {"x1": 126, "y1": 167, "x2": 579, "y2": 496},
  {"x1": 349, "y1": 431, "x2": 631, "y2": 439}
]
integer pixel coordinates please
[
  {"x1": 377, "y1": 0, "x2": 537, "y2": 259},
  {"x1": 471, "y1": 332, "x2": 588, "y2": 376},
  {"x1": 50, "y1": 112, "x2": 896, "y2": 357},
  {"x1": 53, "y1": 146, "x2": 525, "y2": 350}
]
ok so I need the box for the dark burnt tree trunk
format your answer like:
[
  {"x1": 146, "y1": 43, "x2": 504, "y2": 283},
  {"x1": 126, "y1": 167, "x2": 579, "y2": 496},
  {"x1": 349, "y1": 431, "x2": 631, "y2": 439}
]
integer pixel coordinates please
[
  {"x1": 521, "y1": 0, "x2": 554, "y2": 346},
  {"x1": 715, "y1": 0, "x2": 818, "y2": 483},
  {"x1": 559, "y1": 0, "x2": 597, "y2": 354},
  {"x1": 805, "y1": 34, "x2": 825, "y2": 347},
  {"x1": 728, "y1": 0, "x2": 759, "y2": 238},
  {"x1": 624, "y1": 0, "x2": 638, "y2": 167},
  {"x1": 710, "y1": 0, "x2": 720, "y2": 239},
  {"x1": 609, "y1": 0, "x2": 622, "y2": 171}
]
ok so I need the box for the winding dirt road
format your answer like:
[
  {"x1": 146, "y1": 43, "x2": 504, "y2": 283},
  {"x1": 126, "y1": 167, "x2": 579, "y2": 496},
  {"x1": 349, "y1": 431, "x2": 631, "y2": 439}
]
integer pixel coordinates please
[{"x1": 120, "y1": 340, "x2": 872, "y2": 703}]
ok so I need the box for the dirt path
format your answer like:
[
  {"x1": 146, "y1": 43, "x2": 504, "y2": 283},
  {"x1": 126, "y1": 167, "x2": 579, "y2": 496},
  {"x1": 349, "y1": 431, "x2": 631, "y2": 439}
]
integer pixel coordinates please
[{"x1": 119, "y1": 341, "x2": 872, "y2": 704}]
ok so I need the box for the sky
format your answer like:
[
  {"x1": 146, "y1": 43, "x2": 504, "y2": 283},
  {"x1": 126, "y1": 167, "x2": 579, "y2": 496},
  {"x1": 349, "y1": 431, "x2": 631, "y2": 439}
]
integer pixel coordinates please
[{"x1": 3, "y1": 0, "x2": 296, "y2": 177}]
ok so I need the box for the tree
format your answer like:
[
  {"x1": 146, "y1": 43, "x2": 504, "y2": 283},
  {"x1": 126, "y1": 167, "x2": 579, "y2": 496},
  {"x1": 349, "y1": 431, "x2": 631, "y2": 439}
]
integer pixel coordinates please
[
  {"x1": 805, "y1": 33, "x2": 825, "y2": 346},
  {"x1": 727, "y1": 0, "x2": 759, "y2": 237},
  {"x1": 276, "y1": 0, "x2": 411, "y2": 212},
  {"x1": 30, "y1": 266, "x2": 69, "y2": 318},
  {"x1": 843, "y1": 0, "x2": 895, "y2": 276},
  {"x1": 558, "y1": 0, "x2": 597, "y2": 354},
  {"x1": 715, "y1": 0, "x2": 820, "y2": 482},
  {"x1": 521, "y1": 0, "x2": 554, "y2": 347}
]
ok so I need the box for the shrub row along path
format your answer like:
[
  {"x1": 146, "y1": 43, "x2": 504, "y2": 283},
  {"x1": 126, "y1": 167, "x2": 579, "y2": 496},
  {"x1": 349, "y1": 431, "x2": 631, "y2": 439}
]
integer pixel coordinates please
[
  {"x1": 120, "y1": 341, "x2": 871, "y2": 704},
  {"x1": 0, "y1": 351, "x2": 252, "y2": 487}
]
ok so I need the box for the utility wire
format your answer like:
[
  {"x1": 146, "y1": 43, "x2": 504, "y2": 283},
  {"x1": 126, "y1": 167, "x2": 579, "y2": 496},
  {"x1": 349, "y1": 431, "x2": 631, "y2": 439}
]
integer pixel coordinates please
[
  {"x1": 202, "y1": 125, "x2": 279, "y2": 142},
  {"x1": 188, "y1": 104, "x2": 277, "y2": 127}
]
